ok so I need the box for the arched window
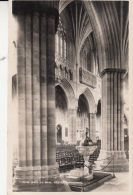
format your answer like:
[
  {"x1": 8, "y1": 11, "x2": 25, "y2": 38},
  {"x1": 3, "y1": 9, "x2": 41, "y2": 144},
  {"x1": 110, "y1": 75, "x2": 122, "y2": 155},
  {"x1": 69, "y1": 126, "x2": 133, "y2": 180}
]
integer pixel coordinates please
[
  {"x1": 55, "y1": 33, "x2": 59, "y2": 55},
  {"x1": 80, "y1": 33, "x2": 97, "y2": 74},
  {"x1": 64, "y1": 37, "x2": 66, "y2": 59},
  {"x1": 60, "y1": 33, "x2": 63, "y2": 57},
  {"x1": 55, "y1": 19, "x2": 67, "y2": 60}
]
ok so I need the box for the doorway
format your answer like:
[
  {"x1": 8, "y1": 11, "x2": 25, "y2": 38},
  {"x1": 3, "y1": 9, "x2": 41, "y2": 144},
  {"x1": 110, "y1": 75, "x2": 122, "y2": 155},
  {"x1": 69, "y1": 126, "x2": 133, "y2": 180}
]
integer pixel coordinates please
[{"x1": 57, "y1": 124, "x2": 62, "y2": 143}]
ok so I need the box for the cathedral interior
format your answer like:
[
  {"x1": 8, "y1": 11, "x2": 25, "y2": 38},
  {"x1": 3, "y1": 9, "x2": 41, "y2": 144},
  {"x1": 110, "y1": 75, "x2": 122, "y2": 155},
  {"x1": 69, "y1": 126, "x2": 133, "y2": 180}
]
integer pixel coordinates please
[{"x1": 10, "y1": 0, "x2": 129, "y2": 192}]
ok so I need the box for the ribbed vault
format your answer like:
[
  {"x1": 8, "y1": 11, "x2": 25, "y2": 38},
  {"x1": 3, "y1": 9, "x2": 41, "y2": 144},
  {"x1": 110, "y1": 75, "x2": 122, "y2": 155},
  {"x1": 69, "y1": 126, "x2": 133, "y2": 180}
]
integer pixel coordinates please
[
  {"x1": 60, "y1": 1, "x2": 93, "y2": 64},
  {"x1": 59, "y1": 0, "x2": 129, "y2": 73}
]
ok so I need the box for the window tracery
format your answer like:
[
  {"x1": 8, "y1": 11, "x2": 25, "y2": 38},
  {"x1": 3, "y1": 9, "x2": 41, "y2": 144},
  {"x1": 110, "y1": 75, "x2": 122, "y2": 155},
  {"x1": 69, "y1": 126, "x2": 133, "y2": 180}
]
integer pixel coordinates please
[{"x1": 55, "y1": 18, "x2": 67, "y2": 60}]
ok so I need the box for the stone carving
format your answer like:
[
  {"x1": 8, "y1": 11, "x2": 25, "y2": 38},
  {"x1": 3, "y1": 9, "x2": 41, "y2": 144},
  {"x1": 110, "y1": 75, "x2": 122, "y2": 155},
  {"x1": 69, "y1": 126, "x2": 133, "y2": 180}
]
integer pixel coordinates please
[
  {"x1": 55, "y1": 77, "x2": 62, "y2": 84},
  {"x1": 79, "y1": 67, "x2": 97, "y2": 88}
]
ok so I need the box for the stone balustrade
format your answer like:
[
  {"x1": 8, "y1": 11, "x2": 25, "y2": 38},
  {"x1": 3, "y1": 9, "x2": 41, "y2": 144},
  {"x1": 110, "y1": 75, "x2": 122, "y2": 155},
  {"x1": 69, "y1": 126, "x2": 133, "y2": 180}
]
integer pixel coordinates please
[{"x1": 79, "y1": 67, "x2": 97, "y2": 88}]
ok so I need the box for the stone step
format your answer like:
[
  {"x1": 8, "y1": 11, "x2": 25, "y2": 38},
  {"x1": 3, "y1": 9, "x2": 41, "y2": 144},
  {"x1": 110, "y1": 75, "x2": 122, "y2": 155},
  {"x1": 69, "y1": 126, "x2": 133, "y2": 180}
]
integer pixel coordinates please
[{"x1": 65, "y1": 175, "x2": 81, "y2": 182}]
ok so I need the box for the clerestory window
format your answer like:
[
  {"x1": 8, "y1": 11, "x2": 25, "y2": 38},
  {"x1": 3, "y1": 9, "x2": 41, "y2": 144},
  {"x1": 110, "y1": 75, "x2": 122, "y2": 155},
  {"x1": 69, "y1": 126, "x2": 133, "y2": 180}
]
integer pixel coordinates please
[{"x1": 55, "y1": 19, "x2": 67, "y2": 60}]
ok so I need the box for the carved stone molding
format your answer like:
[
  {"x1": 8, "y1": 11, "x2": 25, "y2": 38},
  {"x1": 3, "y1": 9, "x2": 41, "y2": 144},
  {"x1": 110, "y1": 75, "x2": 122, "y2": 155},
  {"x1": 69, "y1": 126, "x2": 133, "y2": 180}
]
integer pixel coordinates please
[{"x1": 79, "y1": 67, "x2": 97, "y2": 88}]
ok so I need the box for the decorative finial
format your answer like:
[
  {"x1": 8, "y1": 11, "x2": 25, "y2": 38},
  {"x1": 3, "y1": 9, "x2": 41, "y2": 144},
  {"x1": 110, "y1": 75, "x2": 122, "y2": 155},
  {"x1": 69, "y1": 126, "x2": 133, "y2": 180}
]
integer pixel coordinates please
[
  {"x1": 86, "y1": 128, "x2": 89, "y2": 138},
  {"x1": 86, "y1": 130, "x2": 88, "y2": 138}
]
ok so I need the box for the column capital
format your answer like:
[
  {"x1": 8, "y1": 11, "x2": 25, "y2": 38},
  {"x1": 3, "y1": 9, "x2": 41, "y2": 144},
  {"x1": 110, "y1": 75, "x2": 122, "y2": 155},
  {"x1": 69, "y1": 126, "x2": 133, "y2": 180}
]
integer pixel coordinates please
[{"x1": 99, "y1": 68, "x2": 127, "y2": 78}]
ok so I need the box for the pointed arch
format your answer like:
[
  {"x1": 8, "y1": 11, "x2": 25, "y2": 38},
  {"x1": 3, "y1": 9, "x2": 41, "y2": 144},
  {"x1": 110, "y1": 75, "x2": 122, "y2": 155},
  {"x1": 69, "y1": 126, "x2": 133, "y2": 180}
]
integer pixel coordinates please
[
  {"x1": 59, "y1": 1, "x2": 128, "y2": 72},
  {"x1": 82, "y1": 88, "x2": 96, "y2": 113},
  {"x1": 56, "y1": 78, "x2": 76, "y2": 109}
]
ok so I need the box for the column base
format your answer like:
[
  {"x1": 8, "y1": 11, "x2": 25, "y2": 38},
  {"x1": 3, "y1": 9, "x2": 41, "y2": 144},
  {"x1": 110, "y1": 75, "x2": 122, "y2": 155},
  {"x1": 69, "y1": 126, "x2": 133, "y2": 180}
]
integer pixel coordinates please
[
  {"x1": 13, "y1": 165, "x2": 71, "y2": 191},
  {"x1": 13, "y1": 181, "x2": 70, "y2": 192},
  {"x1": 96, "y1": 150, "x2": 129, "y2": 172}
]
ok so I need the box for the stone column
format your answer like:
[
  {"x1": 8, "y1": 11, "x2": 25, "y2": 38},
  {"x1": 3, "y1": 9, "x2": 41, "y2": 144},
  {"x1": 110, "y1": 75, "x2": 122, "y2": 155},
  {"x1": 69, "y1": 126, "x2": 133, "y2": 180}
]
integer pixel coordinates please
[
  {"x1": 68, "y1": 109, "x2": 77, "y2": 144},
  {"x1": 47, "y1": 14, "x2": 59, "y2": 179},
  {"x1": 98, "y1": 69, "x2": 128, "y2": 172},
  {"x1": 25, "y1": 13, "x2": 33, "y2": 180},
  {"x1": 32, "y1": 11, "x2": 41, "y2": 180},
  {"x1": 89, "y1": 113, "x2": 96, "y2": 142},
  {"x1": 15, "y1": 13, "x2": 26, "y2": 183},
  {"x1": 120, "y1": 73, "x2": 125, "y2": 151},
  {"x1": 40, "y1": 13, "x2": 48, "y2": 180},
  {"x1": 13, "y1": 1, "x2": 70, "y2": 191}
]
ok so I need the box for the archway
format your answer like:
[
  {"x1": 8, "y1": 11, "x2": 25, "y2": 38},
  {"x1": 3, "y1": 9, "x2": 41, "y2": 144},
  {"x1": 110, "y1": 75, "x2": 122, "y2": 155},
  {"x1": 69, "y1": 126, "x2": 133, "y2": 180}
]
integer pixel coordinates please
[
  {"x1": 77, "y1": 88, "x2": 96, "y2": 142},
  {"x1": 81, "y1": 88, "x2": 96, "y2": 113},
  {"x1": 77, "y1": 94, "x2": 90, "y2": 141},
  {"x1": 56, "y1": 78, "x2": 76, "y2": 109},
  {"x1": 96, "y1": 100, "x2": 101, "y2": 140},
  {"x1": 59, "y1": 1, "x2": 128, "y2": 72},
  {"x1": 57, "y1": 124, "x2": 62, "y2": 143},
  {"x1": 55, "y1": 85, "x2": 69, "y2": 143}
]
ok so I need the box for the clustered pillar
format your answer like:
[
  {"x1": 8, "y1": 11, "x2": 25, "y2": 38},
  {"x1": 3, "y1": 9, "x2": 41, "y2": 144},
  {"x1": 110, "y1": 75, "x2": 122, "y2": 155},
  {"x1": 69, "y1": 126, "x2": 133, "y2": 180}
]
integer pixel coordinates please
[
  {"x1": 68, "y1": 109, "x2": 77, "y2": 144},
  {"x1": 89, "y1": 113, "x2": 96, "y2": 142},
  {"x1": 40, "y1": 13, "x2": 48, "y2": 180},
  {"x1": 47, "y1": 15, "x2": 59, "y2": 177},
  {"x1": 98, "y1": 69, "x2": 128, "y2": 172},
  {"x1": 16, "y1": 14, "x2": 27, "y2": 177},
  {"x1": 25, "y1": 13, "x2": 33, "y2": 179},
  {"x1": 13, "y1": 3, "x2": 68, "y2": 191}
]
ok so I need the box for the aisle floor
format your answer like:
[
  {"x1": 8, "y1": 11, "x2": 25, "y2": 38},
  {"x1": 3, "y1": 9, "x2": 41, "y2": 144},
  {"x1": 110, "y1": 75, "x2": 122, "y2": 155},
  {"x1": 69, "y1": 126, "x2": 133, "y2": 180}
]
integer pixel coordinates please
[
  {"x1": 61, "y1": 171, "x2": 130, "y2": 192},
  {"x1": 91, "y1": 172, "x2": 130, "y2": 192}
]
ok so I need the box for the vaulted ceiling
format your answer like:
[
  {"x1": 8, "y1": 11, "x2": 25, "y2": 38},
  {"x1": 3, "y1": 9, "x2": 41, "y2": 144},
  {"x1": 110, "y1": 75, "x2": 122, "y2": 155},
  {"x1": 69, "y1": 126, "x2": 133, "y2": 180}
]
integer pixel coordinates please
[
  {"x1": 59, "y1": 0, "x2": 129, "y2": 73},
  {"x1": 13, "y1": 0, "x2": 128, "y2": 74}
]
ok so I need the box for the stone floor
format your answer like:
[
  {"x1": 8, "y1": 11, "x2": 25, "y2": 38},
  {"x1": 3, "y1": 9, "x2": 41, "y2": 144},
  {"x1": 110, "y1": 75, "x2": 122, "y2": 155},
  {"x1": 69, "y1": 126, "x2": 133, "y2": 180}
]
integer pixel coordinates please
[
  {"x1": 61, "y1": 171, "x2": 130, "y2": 192},
  {"x1": 91, "y1": 172, "x2": 129, "y2": 192}
]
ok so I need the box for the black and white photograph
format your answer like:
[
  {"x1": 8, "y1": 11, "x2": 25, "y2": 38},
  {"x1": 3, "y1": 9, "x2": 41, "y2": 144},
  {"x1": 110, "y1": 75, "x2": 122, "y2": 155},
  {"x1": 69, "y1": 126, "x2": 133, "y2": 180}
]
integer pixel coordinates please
[{"x1": 4, "y1": 0, "x2": 133, "y2": 194}]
